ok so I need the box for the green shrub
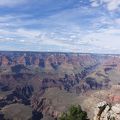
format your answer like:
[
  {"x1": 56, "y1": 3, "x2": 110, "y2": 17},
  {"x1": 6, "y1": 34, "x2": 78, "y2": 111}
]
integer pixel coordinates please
[{"x1": 59, "y1": 105, "x2": 89, "y2": 120}]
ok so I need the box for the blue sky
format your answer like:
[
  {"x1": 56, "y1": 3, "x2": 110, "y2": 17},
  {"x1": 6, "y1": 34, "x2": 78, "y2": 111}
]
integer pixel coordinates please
[{"x1": 1, "y1": 0, "x2": 120, "y2": 53}]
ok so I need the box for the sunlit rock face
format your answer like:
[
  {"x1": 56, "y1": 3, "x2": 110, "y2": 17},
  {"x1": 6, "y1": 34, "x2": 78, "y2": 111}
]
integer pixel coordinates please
[{"x1": 94, "y1": 102, "x2": 120, "y2": 120}]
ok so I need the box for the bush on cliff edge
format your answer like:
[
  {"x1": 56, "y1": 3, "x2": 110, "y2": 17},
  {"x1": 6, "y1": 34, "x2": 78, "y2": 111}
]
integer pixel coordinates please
[{"x1": 59, "y1": 105, "x2": 89, "y2": 120}]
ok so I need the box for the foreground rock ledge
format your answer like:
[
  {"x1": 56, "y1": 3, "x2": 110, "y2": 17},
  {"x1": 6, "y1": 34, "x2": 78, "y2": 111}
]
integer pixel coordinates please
[{"x1": 94, "y1": 101, "x2": 120, "y2": 120}]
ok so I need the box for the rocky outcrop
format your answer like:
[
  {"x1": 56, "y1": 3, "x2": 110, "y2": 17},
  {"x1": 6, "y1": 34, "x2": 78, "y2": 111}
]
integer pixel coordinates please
[
  {"x1": 12, "y1": 85, "x2": 34, "y2": 104},
  {"x1": 94, "y1": 101, "x2": 120, "y2": 120},
  {"x1": 31, "y1": 95, "x2": 61, "y2": 119}
]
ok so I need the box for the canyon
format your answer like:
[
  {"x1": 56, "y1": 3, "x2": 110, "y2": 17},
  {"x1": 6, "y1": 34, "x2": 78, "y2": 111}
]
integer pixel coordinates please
[{"x1": 0, "y1": 52, "x2": 120, "y2": 120}]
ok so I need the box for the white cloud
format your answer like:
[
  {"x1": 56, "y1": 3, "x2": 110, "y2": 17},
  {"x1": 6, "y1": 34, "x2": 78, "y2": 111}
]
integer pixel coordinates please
[
  {"x1": 0, "y1": 13, "x2": 119, "y2": 53},
  {"x1": 1, "y1": 22, "x2": 120, "y2": 53},
  {"x1": 0, "y1": 5, "x2": 120, "y2": 53},
  {"x1": 103, "y1": 0, "x2": 120, "y2": 11},
  {"x1": 91, "y1": 0, "x2": 120, "y2": 11},
  {"x1": 91, "y1": 0, "x2": 99, "y2": 7},
  {"x1": 0, "y1": 0, "x2": 27, "y2": 7},
  {"x1": 82, "y1": 28, "x2": 120, "y2": 53}
]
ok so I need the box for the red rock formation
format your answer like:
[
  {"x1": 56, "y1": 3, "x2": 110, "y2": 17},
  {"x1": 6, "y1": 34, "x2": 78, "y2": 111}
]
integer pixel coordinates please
[
  {"x1": 34, "y1": 57, "x2": 40, "y2": 66},
  {"x1": 109, "y1": 95, "x2": 120, "y2": 103},
  {"x1": 17, "y1": 56, "x2": 26, "y2": 65},
  {"x1": 1, "y1": 56, "x2": 9, "y2": 66}
]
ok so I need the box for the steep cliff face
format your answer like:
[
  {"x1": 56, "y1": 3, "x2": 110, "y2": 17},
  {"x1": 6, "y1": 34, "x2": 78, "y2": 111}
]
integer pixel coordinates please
[
  {"x1": 94, "y1": 101, "x2": 120, "y2": 120},
  {"x1": 31, "y1": 96, "x2": 61, "y2": 119},
  {"x1": 0, "y1": 52, "x2": 101, "y2": 94},
  {"x1": 0, "y1": 52, "x2": 97, "y2": 67}
]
